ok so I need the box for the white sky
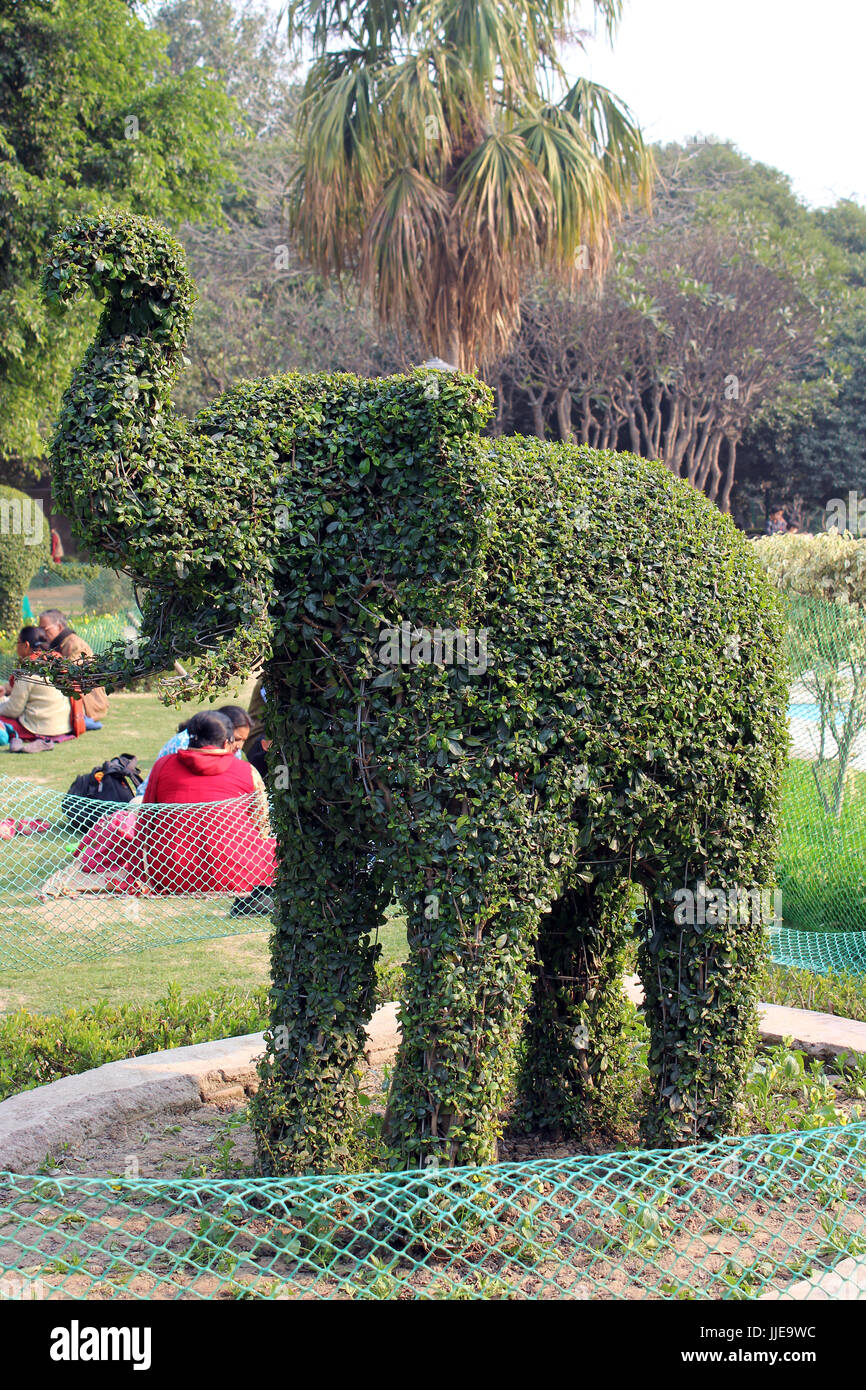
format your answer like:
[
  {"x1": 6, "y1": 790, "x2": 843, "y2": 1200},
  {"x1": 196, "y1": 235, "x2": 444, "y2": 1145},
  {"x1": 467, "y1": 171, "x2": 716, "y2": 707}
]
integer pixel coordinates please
[{"x1": 573, "y1": 0, "x2": 865, "y2": 208}]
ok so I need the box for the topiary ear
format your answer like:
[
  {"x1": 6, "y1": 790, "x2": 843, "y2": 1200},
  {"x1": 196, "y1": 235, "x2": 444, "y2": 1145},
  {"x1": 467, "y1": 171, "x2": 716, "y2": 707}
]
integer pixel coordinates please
[{"x1": 408, "y1": 367, "x2": 493, "y2": 442}]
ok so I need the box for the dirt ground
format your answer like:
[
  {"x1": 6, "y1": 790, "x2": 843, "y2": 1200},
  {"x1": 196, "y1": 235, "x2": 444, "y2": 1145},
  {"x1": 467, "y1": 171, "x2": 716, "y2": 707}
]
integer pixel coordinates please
[{"x1": 2, "y1": 1063, "x2": 865, "y2": 1300}]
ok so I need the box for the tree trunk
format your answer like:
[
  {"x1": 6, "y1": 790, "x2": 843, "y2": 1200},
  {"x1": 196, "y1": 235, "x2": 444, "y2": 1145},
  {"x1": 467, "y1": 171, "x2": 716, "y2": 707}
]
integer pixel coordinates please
[
  {"x1": 556, "y1": 389, "x2": 574, "y2": 443},
  {"x1": 718, "y1": 435, "x2": 739, "y2": 514},
  {"x1": 526, "y1": 391, "x2": 545, "y2": 439}
]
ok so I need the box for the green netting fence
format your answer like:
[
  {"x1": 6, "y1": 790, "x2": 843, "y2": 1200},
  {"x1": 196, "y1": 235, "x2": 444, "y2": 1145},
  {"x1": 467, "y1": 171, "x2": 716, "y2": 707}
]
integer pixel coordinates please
[
  {"x1": 1, "y1": 1124, "x2": 864, "y2": 1300},
  {"x1": 0, "y1": 764, "x2": 858, "y2": 978},
  {"x1": 781, "y1": 591, "x2": 866, "y2": 941},
  {"x1": 0, "y1": 777, "x2": 274, "y2": 974}
]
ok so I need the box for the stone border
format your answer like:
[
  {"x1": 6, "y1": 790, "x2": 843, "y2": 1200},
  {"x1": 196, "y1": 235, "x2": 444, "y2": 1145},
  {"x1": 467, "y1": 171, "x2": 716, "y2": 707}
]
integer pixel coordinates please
[
  {"x1": 3, "y1": 988, "x2": 866, "y2": 1173},
  {"x1": 623, "y1": 975, "x2": 866, "y2": 1059},
  {"x1": 0, "y1": 1003, "x2": 399, "y2": 1172}
]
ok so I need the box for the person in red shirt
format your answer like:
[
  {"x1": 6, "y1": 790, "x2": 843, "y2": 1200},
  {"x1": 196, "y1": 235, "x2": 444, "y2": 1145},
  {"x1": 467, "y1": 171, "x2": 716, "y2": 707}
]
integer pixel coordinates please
[{"x1": 142, "y1": 710, "x2": 276, "y2": 899}]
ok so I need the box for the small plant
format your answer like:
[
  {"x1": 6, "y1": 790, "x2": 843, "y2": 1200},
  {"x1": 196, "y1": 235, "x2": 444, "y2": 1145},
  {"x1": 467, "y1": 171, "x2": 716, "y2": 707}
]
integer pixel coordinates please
[
  {"x1": 342, "y1": 1254, "x2": 403, "y2": 1300},
  {"x1": 609, "y1": 1194, "x2": 672, "y2": 1254},
  {"x1": 185, "y1": 1214, "x2": 240, "y2": 1276},
  {"x1": 817, "y1": 1214, "x2": 866, "y2": 1260},
  {"x1": 212, "y1": 1136, "x2": 242, "y2": 1178},
  {"x1": 741, "y1": 1040, "x2": 852, "y2": 1133}
]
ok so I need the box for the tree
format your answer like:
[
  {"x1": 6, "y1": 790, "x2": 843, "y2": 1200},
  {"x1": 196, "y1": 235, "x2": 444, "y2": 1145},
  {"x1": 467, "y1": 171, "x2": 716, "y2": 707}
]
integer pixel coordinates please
[
  {"x1": 285, "y1": 0, "x2": 653, "y2": 370},
  {"x1": 492, "y1": 139, "x2": 841, "y2": 512},
  {"x1": 735, "y1": 200, "x2": 866, "y2": 530},
  {"x1": 0, "y1": 0, "x2": 236, "y2": 475},
  {"x1": 147, "y1": 0, "x2": 418, "y2": 413}
]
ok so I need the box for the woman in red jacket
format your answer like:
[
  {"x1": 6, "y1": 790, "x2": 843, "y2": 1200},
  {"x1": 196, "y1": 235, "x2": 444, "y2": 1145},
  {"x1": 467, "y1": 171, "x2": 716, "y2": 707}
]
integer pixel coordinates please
[{"x1": 142, "y1": 710, "x2": 276, "y2": 898}]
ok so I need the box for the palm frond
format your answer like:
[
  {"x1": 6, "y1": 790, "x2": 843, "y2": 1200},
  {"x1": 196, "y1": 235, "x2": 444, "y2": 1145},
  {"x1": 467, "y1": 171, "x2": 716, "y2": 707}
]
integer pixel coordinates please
[
  {"x1": 291, "y1": 58, "x2": 387, "y2": 275},
  {"x1": 377, "y1": 53, "x2": 455, "y2": 177},
  {"x1": 516, "y1": 110, "x2": 617, "y2": 265},
  {"x1": 454, "y1": 132, "x2": 553, "y2": 257},
  {"x1": 359, "y1": 166, "x2": 453, "y2": 329},
  {"x1": 284, "y1": 0, "x2": 411, "y2": 57},
  {"x1": 560, "y1": 77, "x2": 655, "y2": 205}
]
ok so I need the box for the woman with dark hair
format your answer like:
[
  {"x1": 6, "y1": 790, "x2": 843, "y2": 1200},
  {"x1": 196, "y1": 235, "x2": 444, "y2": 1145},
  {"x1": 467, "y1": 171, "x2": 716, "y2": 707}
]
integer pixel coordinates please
[
  {"x1": 141, "y1": 710, "x2": 275, "y2": 898},
  {"x1": 136, "y1": 704, "x2": 253, "y2": 797},
  {"x1": 0, "y1": 626, "x2": 72, "y2": 747}
]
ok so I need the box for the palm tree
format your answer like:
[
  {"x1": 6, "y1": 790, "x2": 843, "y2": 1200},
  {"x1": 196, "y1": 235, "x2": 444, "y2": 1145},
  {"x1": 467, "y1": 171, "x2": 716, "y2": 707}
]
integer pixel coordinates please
[{"x1": 286, "y1": 0, "x2": 654, "y2": 371}]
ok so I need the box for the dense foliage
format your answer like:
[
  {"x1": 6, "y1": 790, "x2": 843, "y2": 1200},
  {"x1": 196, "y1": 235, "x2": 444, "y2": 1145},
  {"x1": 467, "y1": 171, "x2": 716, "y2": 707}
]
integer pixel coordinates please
[{"x1": 43, "y1": 210, "x2": 787, "y2": 1170}]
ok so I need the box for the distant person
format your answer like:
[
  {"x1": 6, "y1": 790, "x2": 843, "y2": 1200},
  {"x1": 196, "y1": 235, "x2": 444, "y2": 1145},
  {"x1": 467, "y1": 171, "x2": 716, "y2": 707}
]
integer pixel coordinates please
[
  {"x1": 243, "y1": 676, "x2": 269, "y2": 777},
  {"x1": 141, "y1": 711, "x2": 275, "y2": 905},
  {"x1": 136, "y1": 705, "x2": 253, "y2": 798},
  {"x1": 38, "y1": 609, "x2": 109, "y2": 724},
  {"x1": 0, "y1": 626, "x2": 73, "y2": 748},
  {"x1": 766, "y1": 508, "x2": 788, "y2": 535},
  {"x1": 50, "y1": 528, "x2": 64, "y2": 563}
]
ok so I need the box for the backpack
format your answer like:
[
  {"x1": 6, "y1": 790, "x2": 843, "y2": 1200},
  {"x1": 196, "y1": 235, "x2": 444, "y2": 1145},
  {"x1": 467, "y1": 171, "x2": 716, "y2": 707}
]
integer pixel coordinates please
[{"x1": 62, "y1": 754, "x2": 144, "y2": 833}]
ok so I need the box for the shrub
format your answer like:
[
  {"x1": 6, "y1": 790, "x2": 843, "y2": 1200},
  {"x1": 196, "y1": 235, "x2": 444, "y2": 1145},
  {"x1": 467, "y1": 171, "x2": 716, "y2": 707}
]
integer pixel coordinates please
[
  {"x1": 0, "y1": 984, "x2": 269, "y2": 1102},
  {"x1": 0, "y1": 958, "x2": 405, "y2": 1103},
  {"x1": 753, "y1": 530, "x2": 866, "y2": 605}
]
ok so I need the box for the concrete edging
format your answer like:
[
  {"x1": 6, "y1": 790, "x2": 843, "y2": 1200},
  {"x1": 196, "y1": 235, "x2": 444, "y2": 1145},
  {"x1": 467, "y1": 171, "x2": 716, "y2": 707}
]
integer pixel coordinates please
[
  {"x1": 0, "y1": 1002, "x2": 400, "y2": 1172},
  {"x1": 623, "y1": 975, "x2": 866, "y2": 1060}
]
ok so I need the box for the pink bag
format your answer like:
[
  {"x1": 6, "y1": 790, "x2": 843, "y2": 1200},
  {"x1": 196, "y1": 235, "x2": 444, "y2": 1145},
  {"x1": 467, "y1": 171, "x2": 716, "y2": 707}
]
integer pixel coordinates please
[{"x1": 75, "y1": 810, "x2": 144, "y2": 877}]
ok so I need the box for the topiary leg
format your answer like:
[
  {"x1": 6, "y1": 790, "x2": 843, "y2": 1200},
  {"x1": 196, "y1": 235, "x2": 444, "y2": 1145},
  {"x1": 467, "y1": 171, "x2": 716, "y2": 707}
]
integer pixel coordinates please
[
  {"x1": 383, "y1": 868, "x2": 542, "y2": 1169},
  {"x1": 517, "y1": 877, "x2": 636, "y2": 1139},
  {"x1": 637, "y1": 872, "x2": 769, "y2": 1147},
  {"x1": 249, "y1": 820, "x2": 391, "y2": 1176}
]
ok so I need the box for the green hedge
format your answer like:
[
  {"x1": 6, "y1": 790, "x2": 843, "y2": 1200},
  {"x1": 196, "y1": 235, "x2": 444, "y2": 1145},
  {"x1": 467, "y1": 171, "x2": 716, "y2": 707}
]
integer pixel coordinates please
[
  {"x1": 0, "y1": 963, "x2": 405, "y2": 1104},
  {"x1": 0, "y1": 985, "x2": 268, "y2": 1103}
]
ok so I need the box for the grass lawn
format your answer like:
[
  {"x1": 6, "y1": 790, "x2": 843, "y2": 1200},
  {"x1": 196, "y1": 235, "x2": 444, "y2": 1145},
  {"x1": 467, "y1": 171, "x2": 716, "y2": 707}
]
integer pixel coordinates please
[
  {"x1": 0, "y1": 906, "x2": 408, "y2": 1015},
  {"x1": 780, "y1": 758, "x2": 866, "y2": 932},
  {"x1": 0, "y1": 678, "x2": 409, "y2": 1015}
]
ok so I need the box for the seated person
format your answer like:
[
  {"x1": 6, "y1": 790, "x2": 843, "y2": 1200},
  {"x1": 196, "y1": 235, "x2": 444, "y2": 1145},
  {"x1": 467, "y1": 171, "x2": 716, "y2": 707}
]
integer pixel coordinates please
[
  {"x1": 136, "y1": 705, "x2": 252, "y2": 798},
  {"x1": 243, "y1": 677, "x2": 270, "y2": 777},
  {"x1": 142, "y1": 711, "x2": 275, "y2": 898},
  {"x1": 38, "y1": 608, "x2": 109, "y2": 722},
  {"x1": 40, "y1": 712, "x2": 275, "y2": 905},
  {"x1": 0, "y1": 627, "x2": 73, "y2": 743}
]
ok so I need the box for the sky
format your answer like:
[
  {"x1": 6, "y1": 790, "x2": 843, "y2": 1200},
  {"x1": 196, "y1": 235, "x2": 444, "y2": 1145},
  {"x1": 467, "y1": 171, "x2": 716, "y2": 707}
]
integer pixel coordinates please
[{"x1": 572, "y1": 0, "x2": 865, "y2": 209}]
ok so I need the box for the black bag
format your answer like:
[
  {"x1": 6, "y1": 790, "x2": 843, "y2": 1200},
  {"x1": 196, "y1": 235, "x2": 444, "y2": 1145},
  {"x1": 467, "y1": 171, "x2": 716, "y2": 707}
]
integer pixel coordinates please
[{"x1": 62, "y1": 754, "x2": 144, "y2": 833}]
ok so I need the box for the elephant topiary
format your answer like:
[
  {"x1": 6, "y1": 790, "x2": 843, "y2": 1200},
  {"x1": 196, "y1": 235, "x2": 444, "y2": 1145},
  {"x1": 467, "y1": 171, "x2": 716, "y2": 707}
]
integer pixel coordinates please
[{"x1": 41, "y1": 211, "x2": 788, "y2": 1171}]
